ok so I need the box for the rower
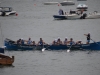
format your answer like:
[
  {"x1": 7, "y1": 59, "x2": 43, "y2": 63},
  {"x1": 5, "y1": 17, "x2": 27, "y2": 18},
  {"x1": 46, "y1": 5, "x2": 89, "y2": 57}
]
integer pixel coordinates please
[
  {"x1": 63, "y1": 37, "x2": 68, "y2": 45},
  {"x1": 27, "y1": 38, "x2": 32, "y2": 45},
  {"x1": 84, "y1": 32, "x2": 90, "y2": 44},
  {"x1": 38, "y1": 38, "x2": 45, "y2": 45},
  {"x1": 68, "y1": 38, "x2": 75, "y2": 45},
  {"x1": 57, "y1": 37, "x2": 62, "y2": 45},
  {"x1": 52, "y1": 39, "x2": 57, "y2": 45},
  {"x1": 76, "y1": 40, "x2": 82, "y2": 45},
  {"x1": 21, "y1": 38, "x2": 24, "y2": 45}
]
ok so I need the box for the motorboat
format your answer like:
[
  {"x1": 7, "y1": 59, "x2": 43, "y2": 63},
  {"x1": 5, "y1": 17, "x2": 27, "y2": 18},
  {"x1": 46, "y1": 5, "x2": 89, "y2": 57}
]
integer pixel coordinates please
[
  {"x1": 0, "y1": 7, "x2": 16, "y2": 16},
  {"x1": 44, "y1": 2, "x2": 59, "y2": 5},
  {"x1": 85, "y1": 11, "x2": 100, "y2": 19},
  {"x1": 60, "y1": 1, "x2": 75, "y2": 6},
  {"x1": 53, "y1": 10, "x2": 82, "y2": 20},
  {"x1": 77, "y1": 4, "x2": 88, "y2": 10}
]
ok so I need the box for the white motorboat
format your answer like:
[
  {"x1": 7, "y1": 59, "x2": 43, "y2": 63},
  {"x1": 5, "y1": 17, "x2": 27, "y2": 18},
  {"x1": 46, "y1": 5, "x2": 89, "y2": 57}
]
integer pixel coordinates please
[
  {"x1": 44, "y1": 2, "x2": 59, "y2": 5},
  {"x1": 85, "y1": 11, "x2": 100, "y2": 19},
  {"x1": 0, "y1": 7, "x2": 16, "y2": 16},
  {"x1": 60, "y1": 1, "x2": 75, "y2": 6},
  {"x1": 77, "y1": 4, "x2": 88, "y2": 9}
]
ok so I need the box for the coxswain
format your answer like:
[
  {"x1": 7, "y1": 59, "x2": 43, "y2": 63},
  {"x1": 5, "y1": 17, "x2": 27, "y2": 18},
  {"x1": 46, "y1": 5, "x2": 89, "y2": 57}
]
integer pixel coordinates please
[{"x1": 84, "y1": 32, "x2": 90, "y2": 44}]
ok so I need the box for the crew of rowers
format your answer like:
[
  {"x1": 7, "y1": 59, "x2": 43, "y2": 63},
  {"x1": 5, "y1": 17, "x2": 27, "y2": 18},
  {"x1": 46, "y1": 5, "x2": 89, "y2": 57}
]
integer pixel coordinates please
[
  {"x1": 16, "y1": 33, "x2": 90, "y2": 46},
  {"x1": 16, "y1": 37, "x2": 83, "y2": 46}
]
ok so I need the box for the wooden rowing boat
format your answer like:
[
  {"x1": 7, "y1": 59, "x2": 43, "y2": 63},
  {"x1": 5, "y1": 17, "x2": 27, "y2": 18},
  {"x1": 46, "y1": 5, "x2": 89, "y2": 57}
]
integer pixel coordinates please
[{"x1": 4, "y1": 38, "x2": 100, "y2": 50}]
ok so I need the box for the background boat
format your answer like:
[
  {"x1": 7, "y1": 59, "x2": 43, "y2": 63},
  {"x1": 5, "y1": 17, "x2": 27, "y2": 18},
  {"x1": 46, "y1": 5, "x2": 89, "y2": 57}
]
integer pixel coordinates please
[{"x1": 60, "y1": 1, "x2": 75, "y2": 6}]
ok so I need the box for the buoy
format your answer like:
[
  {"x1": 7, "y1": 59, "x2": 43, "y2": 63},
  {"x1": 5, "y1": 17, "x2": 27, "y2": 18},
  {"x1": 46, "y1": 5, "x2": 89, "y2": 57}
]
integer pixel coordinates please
[
  {"x1": 58, "y1": 3, "x2": 60, "y2": 6},
  {"x1": 34, "y1": 4, "x2": 36, "y2": 6},
  {"x1": 16, "y1": 13, "x2": 18, "y2": 16}
]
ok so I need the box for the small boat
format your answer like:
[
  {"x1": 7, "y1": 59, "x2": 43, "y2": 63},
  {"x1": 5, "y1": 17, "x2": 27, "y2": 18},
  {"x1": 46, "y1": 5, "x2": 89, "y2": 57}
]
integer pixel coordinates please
[
  {"x1": 44, "y1": 2, "x2": 59, "y2": 5},
  {"x1": 0, "y1": 7, "x2": 16, "y2": 16},
  {"x1": 77, "y1": 4, "x2": 88, "y2": 10},
  {"x1": 4, "y1": 38, "x2": 100, "y2": 50},
  {"x1": 53, "y1": 14, "x2": 81, "y2": 20},
  {"x1": 0, "y1": 47, "x2": 14, "y2": 65},
  {"x1": 60, "y1": 1, "x2": 75, "y2": 6},
  {"x1": 85, "y1": 11, "x2": 100, "y2": 19},
  {"x1": 0, "y1": 53, "x2": 14, "y2": 65}
]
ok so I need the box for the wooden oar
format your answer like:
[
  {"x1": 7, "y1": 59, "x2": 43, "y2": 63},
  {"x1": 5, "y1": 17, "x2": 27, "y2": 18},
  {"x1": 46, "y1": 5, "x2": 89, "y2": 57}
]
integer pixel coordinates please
[{"x1": 67, "y1": 44, "x2": 73, "y2": 52}]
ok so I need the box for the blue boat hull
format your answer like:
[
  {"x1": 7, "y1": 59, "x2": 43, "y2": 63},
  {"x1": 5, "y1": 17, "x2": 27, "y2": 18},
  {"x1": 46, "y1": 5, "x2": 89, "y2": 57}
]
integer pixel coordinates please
[
  {"x1": 53, "y1": 15, "x2": 67, "y2": 20},
  {"x1": 4, "y1": 39, "x2": 100, "y2": 51}
]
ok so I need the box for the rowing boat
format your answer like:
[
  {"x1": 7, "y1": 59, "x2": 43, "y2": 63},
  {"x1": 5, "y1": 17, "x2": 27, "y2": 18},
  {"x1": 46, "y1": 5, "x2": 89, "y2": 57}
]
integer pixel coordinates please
[{"x1": 4, "y1": 38, "x2": 100, "y2": 50}]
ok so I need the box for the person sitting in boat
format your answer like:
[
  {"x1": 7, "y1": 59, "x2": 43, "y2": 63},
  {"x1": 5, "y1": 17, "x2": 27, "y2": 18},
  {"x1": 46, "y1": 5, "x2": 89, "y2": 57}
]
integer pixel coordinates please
[
  {"x1": 68, "y1": 38, "x2": 75, "y2": 45},
  {"x1": 59, "y1": 9, "x2": 64, "y2": 15},
  {"x1": 17, "y1": 39, "x2": 21, "y2": 45},
  {"x1": 21, "y1": 38, "x2": 24, "y2": 45},
  {"x1": 84, "y1": 33, "x2": 90, "y2": 44},
  {"x1": 37, "y1": 38, "x2": 45, "y2": 45},
  {"x1": 52, "y1": 39, "x2": 58, "y2": 45},
  {"x1": 32, "y1": 41, "x2": 36, "y2": 45},
  {"x1": 76, "y1": 40, "x2": 82, "y2": 45},
  {"x1": 57, "y1": 37, "x2": 62, "y2": 45},
  {"x1": 27, "y1": 38, "x2": 32, "y2": 45},
  {"x1": 63, "y1": 37, "x2": 68, "y2": 45}
]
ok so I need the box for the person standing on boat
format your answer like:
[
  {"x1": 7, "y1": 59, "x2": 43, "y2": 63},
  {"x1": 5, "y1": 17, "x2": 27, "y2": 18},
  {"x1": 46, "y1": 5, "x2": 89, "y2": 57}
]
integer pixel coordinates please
[
  {"x1": 84, "y1": 33, "x2": 90, "y2": 44},
  {"x1": 38, "y1": 38, "x2": 45, "y2": 45},
  {"x1": 59, "y1": 9, "x2": 64, "y2": 15},
  {"x1": 63, "y1": 37, "x2": 68, "y2": 45},
  {"x1": 27, "y1": 38, "x2": 32, "y2": 45}
]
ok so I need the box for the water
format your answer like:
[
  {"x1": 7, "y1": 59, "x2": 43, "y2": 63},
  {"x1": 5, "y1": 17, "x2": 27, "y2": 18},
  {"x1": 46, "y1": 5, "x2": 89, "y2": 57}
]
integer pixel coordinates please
[{"x1": 0, "y1": 0, "x2": 100, "y2": 75}]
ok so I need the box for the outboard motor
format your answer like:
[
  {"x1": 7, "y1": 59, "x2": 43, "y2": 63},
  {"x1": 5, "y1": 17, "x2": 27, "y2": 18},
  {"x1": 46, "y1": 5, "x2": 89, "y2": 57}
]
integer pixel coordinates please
[
  {"x1": 1, "y1": 11, "x2": 6, "y2": 16},
  {"x1": 82, "y1": 13, "x2": 87, "y2": 19},
  {"x1": 80, "y1": 13, "x2": 87, "y2": 19}
]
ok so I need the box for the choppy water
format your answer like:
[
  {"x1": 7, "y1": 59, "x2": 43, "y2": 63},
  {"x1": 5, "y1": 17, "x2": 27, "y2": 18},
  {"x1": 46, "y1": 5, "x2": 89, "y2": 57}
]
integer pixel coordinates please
[{"x1": 0, "y1": 0, "x2": 100, "y2": 75}]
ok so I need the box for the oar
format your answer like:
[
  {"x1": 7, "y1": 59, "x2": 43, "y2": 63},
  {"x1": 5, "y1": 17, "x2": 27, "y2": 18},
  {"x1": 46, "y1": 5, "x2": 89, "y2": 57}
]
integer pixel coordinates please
[
  {"x1": 67, "y1": 44, "x2": 73, "y2": 52},
  {"x1": 42, "y1": 44, "x2": 51, "y2": 52},
  {"x1": 90, "y1": 38, "x2": 100, "y2": 46}
]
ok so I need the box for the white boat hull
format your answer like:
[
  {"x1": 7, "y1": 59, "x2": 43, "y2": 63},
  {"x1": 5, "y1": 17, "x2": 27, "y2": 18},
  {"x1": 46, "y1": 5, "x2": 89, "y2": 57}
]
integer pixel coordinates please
[
  {"x1": 44, "y1": 2, "x2": 58, "y2": 5},
  {"x1": 60, "y1": 1, "x2": 75, "y2": 6},
  {"x1": 86, "y1": 13, "x2": 100, "y2": 19}
]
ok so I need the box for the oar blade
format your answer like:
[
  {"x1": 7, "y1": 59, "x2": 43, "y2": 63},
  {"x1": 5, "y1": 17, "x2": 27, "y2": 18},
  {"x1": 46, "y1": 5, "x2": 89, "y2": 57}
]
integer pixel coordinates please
[
  {"x1": 67, "y1": 49, "x2": 70, "y2": 52},
  {"x1": 42, "y1": 48, "x2": 46, "y2": 52}
]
